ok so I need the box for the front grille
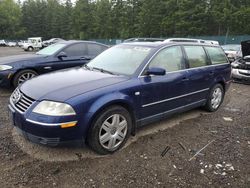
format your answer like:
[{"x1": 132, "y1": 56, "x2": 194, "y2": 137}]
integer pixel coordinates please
[
  {"x1": 237, "y1": 60, "x2": 250, "y2": 70},
  {"x1": 239, "y1": 71, "x2": 250, "y2": 76},
  {"x1": 11, "y1": 89, "x2": 35, "y2": 113}
]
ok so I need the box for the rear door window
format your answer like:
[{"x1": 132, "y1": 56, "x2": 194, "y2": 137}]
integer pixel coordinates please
[
  {"x1": 205, "y1": 46, "x2": 228, "y2": 64},
  {"x1": 64, "y1": 43, "x2": 87, "y2": 57},
  {"x1": 184, "y1": 46, "x2": 208, "y2": 68},
  {"x1": 149, "y1": 46, "x2": 185, "y2": 72},
  {"x1": 87, "y1": 43, "x2": 107, "y2": 56}
]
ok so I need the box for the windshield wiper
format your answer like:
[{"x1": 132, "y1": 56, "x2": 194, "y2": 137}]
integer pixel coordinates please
[
  {"x1": 91, "y1": 67, "x2": 116, "y2": 75},
  {"x1": 83, "y1": 64, "x2": 91, "y2": 70}
]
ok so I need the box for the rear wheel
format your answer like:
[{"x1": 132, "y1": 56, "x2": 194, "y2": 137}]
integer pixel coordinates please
[
  {"x1": 87, "y1": 106, "x2": 132, "y2": 155},
  {"x1": 204, "y1": 84, "x2": 224, "y2": 112},
  {"x1": 13, "y1": 69, "x2": 38, "y2": 88}
]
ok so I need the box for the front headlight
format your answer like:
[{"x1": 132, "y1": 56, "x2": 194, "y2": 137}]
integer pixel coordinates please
[
  {"x1": 33, "y1": 101, "x2": 76, "y2": 116},
  {"x1": 0, "y1": 65, "x2": 12, "y2": 71},
  {"x1": 231, "y1": 62, "x2": 239, "y2": 68}
]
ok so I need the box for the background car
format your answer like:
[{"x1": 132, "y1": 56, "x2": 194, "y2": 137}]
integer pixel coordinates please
[
  {"x1": 0, "y1": 40, "x2": 108, "y2": 88},
  {"x1": 0, "y1": 40, "x2": 7, "y2": 46},
  {"x1": 231, "y1": 40, "x2": 250, "y2": 83},
  {"x1": 42, "y1": 38, "x2": 65, "y2": 47},
  {"x1": 123, "y1": 38, "x2": 164, "y2": 43},
  {"x1": 221, "y1": 44, "x2": 241, "y2": 62},
  {"x1": 7, "y1": 41, "x2": 17, "y2": 47}
]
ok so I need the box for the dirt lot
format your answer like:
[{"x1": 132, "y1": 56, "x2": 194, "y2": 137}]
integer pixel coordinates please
[{"x1": 0, "y1": 47, "x2": 249, "y2": 188}]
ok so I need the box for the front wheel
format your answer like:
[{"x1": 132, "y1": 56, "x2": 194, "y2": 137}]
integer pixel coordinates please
[
  {"x1": 204, "y1": 84, "x2": 224, "y2": 112},
  {"x1": 87, "y1": 106, "x2": 132, "y2": 155},
  {"x1": 13, "y1": 69, "x2": 38, "y2": 88}
]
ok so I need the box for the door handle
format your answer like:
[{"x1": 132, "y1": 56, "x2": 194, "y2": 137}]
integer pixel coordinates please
[
  {"x1": 182, "y1": 77, "x2": 189, "y2": 81},
  {"x1": 209, "y1": 71, "x2": 214, "y2": 76},
  {"x1": 44, "y1": 66, "x2": 52, "y2": 70},
  {"x1": 80, "y1": 57, "x2": 91, "y2": 61}
]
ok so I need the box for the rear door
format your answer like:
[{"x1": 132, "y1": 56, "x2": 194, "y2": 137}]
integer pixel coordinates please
[
  {"x1": 59, "y1": 43, "x2": 90, "y2": 68},
  {"x1": 87, "y1": 43, "x2": 108, "y2": 59},
  {"x1": 204, "y1": 46, "x2": 231, "y2": 83},
  {"x1": 183, "y1": 45, "x2": 213, "y2": 103}
]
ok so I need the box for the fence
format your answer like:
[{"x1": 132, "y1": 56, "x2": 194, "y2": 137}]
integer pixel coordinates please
[{"x1": 90, "y1": 35, "x2": 250, "y2": 45}]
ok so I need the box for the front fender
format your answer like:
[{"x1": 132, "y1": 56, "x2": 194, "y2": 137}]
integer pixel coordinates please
[
  {"x1": 84, "y1": 91, "x2": 138, "y2": 137},
  {"x1": 88, "y1": 92, "x2": 136, "y2": 115}
]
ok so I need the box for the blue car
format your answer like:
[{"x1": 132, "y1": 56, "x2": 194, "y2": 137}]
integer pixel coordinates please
[
  {"x1": 8, "y1": 42, "x2": 231, "y2": 154},
  {"x1": 0, "y1": 41, "x2": 108, "y2": 88}
]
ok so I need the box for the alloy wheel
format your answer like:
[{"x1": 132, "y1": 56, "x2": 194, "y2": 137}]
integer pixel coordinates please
[
  {"x1": 99, "y1": 114, "x2": 128, "y2": 151},
  {"x1": 18, "y1": 72, "x2": 36, "y2": 85},
  {"x1": 211, "y1": 87, "x2": 222, "y2": 109}
]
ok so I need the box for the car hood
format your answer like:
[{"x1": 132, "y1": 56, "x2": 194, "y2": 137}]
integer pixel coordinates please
[
  {"x1": 0, "y1": 54, "x2": 45, "y2": 65},
  {"x1": 20, "y1": 68, "x2": 129, "y2": 101},
  {"x1": 241, "y1": 40, "x2": 250, "y2": 57}
]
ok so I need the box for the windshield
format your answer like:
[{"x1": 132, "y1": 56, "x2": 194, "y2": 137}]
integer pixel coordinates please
[
  {"x1": 221, "y1": 45, "x2": 241, "y2": 51},
  {"x1": 36, "y1": 43, "x2": 66, "y2": 56},
  {"x1": 87, "y1": 45, "x2": 152, "y2": 76}
]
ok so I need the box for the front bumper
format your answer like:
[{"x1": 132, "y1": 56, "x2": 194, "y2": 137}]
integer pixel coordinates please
[
  {"x1": 8, "y1": 103, "x2": 84, "y2": 146},
  {"x1": 232, "y1": 68, "x2": 250, "y2": 83},
  {"x1": 0, "y1": 70, "x2": 13, "y2": 87}
]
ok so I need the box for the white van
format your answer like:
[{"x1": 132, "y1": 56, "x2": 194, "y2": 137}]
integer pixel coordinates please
[{"x1": 22, "y1": 37, "x2": 43, "y2": 51}]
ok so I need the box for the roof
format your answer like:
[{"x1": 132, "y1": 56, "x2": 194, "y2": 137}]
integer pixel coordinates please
[
  {"x1": 58, "y1": 40, "x2": 109, "y2": 47},
  {"x1": 122, "y1": 41, "x2": 219, "y2": 49}
]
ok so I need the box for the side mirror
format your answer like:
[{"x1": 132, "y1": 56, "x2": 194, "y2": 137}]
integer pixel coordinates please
[
  {"x1": 57, "y1": 52, "x2": 67, "y2": 59},
  {"x1": 146, "y1": 67, "x2": 166, "y2": 76}
]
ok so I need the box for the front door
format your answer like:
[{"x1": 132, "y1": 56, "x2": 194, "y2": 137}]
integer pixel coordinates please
[
  {"x1": 139, "y1": 45, "x2": 189, "y2": 122},
  {"x1": 38, "y1": 43, "x2": 90, "y2": 73}
]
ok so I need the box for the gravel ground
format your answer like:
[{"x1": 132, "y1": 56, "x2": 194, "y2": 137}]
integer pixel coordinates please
[{"x1": 0, "y1": 47, "x2": 249, "y2": 188}]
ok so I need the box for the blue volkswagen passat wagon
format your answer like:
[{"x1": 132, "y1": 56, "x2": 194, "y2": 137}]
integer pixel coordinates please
[{"x1": 8, "y1": 42, "x2": 231, "y2": 154}]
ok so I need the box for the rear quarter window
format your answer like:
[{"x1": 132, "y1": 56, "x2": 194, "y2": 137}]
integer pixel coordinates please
[{"x1": 205, "y1": 46, "x2": 228, "y2": 64}]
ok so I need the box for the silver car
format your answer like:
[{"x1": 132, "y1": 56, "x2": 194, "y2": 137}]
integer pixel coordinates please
[{"x1": 231, "y1": 40, "x2": 250, "y2": 83}]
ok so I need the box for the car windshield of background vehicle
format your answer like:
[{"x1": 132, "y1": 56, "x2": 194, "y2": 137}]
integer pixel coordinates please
[
  {"x1": 36, "y1": 43, "x2": 66, "y2": 56},
  {"x1": 87, "y1": 45, "x2": 152, "y2": 75}
]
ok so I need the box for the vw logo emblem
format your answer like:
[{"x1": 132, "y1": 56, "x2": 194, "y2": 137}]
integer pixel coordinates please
[{"x1": 12, "y1": 89, "x2": 22, "y2": 104}]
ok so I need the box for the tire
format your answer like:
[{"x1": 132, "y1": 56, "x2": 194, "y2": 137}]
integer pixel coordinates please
[
  {"x1": 28, "y1": 46, "x2": 33, "y2": 51},
  {"x1": 87, "y1": 105, "x2": 132, "y2": 155},
  {"x1": 13, "y1": 69, "x2": 38, "y2": 88},
  {"x1": 204, "y1": 84, "x2": 224, "y2": 112}
]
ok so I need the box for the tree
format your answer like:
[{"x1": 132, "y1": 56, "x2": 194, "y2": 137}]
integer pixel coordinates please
[
  {"x1": 137, "y1": 0, "x2": 165, "y2": 37},
  {"x1": 0, "y1": 0, "x2": 23, "y2": 39},
  {"x1": 92, "y1": 0, "x2": 113, "y2": 39},
  {"x1": 73, "y1": 0, "x2": 95, "y2": 39}
]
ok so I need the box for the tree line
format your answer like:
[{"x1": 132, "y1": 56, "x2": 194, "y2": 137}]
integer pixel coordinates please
[{"x1": 0, "y1": 0, "x2": 250, "y2": 40}]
